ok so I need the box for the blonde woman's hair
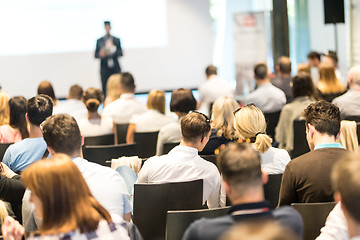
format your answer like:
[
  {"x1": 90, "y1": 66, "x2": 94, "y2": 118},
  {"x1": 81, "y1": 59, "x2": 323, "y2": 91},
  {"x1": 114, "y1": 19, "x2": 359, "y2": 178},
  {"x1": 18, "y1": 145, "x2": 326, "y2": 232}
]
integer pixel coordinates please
[
  {"x1": 0, "y1": 200, "x2": 8, "y2": 225},
  {"x1": 318, "y1": 62, "x2": 346, "y2": 94},
  {"x1": 338, "y1": 120, "x2": 359, "y2": 152},
  {"x1": 106, "y1": 74, "x2": 121, "y2": 100},
  {"x1": 234, "y1": 105, "x2": 272, "y2": 153},
  {"x1": 147, "y1": 90, "x2": 165, "y2": 114},
  {"x1": 211, "y1": 97, "x2": 240, "y2": 140},
  {"x1": 0, "y1": 91, "x2": 10, "y2": 125}
]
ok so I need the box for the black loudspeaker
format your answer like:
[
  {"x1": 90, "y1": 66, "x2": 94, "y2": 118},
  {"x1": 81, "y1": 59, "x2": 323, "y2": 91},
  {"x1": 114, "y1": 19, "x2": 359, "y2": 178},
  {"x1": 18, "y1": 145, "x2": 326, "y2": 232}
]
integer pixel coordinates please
[{"x1": 324, "y1": 0, "x2": 345, "y2": 24}]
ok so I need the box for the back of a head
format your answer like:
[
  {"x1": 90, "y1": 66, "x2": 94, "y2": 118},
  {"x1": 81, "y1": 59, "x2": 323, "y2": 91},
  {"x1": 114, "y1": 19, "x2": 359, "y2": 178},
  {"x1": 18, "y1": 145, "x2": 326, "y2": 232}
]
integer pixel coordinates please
[
  {"x1": 348, "y1": 65, "x2": 360, "y2": 86},
  {"x1": 120, "y1": 72, "x2": 135, "y2": 93},
  {"x1": 22, "y1": 154, "x2": 111, "y2": 233},
  {"x1": 181, "y1": 112, "x2": 211, "y2": 143},
  {"x1": 233, "y1": 105, "x2": 272, "y2": 153},
  {"x1": 211, "y1": 97, "x2": 239, "y2": 140},
  {"x1": 325, "y1": 51, "x2": 338, "y2": 65},
  {"x1": 332, "y1": 152, "x2": 360, "y2": 223},
  {"x1": 27, "y1": 94, "x2": 53, "y2": 126},
  {"x1": 106, "y1": 74, "x2": 121, "y2": 99},
  {"x1": 170, "y1": 88, "x2": 197, "y2": 113},
  {"x1": 83, "y1": 88, "x2": 103, "y2": 113},
  {"x1": 319, "y1": 62, "x2": 337, "y2": 81},
  {"x1": 68, "y1": 84, "x2": 83, "y2": 100},
  {"x1": 307, "y1": 51, "x2": 321, "y2": 61},
  {"x1": 292, "y1": 72, "x2": 317, "y2": 99},
  {"x1": 297, "y1": 62, "x2": 311, "y2": 74},
  {"x1": 254, "y1": 63, "x2": 268, "y2": 81},
  {"x1": 37, "y1": 81, "x2": 56, "y2": 102},
  {"x1": 277, "y1": 56, "x2": 291, "y2": 74},
  {"x1": 205, "y1": 65, "x2": 217, "y2": 77},
  {"x1": 41, "y1": 114, "x2": 81, "y2": 156},
  {"x1": 147, "y1": 89, "x2": 165, "y2": 114},
  {"x1": 9, "y1": 96, "x2": 28, "y2": 139},
  {"x1": 318, "y1": 62, "x2": 344, "y2": 94},
  {"x1": 302, "y1": 100, "x2": 341, "y2": 137},
  {"x1": 217, "y1": 142, "x2": 262, "y2": 195},
  {"x1": 0, "y1": 91, "x2": 10, "y2": 125},
  {"x1": 338, "y1": 120, "x2": 359, "y2": 152}
]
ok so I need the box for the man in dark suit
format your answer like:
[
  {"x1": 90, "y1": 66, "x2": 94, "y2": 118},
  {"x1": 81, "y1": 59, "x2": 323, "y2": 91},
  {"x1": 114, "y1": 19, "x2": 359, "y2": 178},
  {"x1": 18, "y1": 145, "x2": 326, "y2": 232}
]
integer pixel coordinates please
[{"x1": 95, "y1": 21, "x2": 123, "y2": 95}]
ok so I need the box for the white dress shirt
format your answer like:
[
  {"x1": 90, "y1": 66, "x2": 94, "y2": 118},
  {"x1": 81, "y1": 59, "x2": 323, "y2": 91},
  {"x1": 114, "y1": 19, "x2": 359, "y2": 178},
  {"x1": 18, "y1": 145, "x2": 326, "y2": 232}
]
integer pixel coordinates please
[
  {"x1": 316, "y1": 202, "x2": 349, "y2": 240},
  {"x1": 130, "y1": 109, "x2": 175, "y2": 132},
  {"x1": 156, "y1": 120, "x2": 182, "y2": 155},
  {"x1": 53, "y1": 99, "x2": 88, "y2": 121},
  {"x1": 260, "y1": 146, "x2": 291, "y2": 174},
  {"x1": 137, "y1": 145, "x2": 222, "y2": 208},
  {"x1": 244, "y1": 82, "x2": 286, "y2": 113},
  {"x1": 78, "y1": 117, "x2": 114, "y2": 137},
  {"x1": 101, "y1": 93, "x2": 146, "y2": 124}
]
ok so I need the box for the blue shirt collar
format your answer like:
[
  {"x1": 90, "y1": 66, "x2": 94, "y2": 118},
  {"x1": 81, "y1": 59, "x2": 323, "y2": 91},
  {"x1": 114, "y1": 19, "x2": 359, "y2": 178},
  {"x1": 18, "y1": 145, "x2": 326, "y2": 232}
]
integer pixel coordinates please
[{"x1": 314, "y1": 143, "x2": 344, "y2": 150}]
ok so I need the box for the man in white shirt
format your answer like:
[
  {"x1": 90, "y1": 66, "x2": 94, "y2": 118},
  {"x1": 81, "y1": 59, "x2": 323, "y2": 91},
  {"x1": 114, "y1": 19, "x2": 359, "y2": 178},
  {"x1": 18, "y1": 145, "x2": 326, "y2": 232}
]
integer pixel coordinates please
[
  {"x1": 243, "y1": 63, "x2": 286, "y2": 113},
  {"x1": 101, "y1": 72, "x2": 146, "y2": 123},
  {"x1": 22, "y1": 114, "x2": 131, "y2": 232},
  {"x1": 137, "y1": 112, "x2": 222, "y2": 208},
  {"x1": 198, "y1": 65, "x2": 234, "y2": 115},
  {"x1": 52, "y1": 84, "x2": 88, "y2": 122}
]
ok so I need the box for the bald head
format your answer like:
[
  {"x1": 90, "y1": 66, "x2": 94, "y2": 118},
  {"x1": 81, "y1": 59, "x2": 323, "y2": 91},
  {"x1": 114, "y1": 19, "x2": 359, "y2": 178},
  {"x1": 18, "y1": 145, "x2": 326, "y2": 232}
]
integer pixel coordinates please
[{"x1": 348, "y1": 65, "x2": 360, "y2": 87}]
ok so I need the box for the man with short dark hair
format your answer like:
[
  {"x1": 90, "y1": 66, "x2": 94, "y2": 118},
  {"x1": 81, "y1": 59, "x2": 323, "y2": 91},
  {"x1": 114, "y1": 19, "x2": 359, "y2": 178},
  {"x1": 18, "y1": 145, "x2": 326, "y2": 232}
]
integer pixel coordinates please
[
  {"x1": 278, "y1": 100, "x2": 348, "y2": 206},
  {"x1": 307, "y1": 51, "x2": 321, "y2": 83},
  {"x1": 182, "y1": 142, "x2": 303, "y2": 240},
  {"x1": 243, "y1": 63, "x2": 286, "y2": 113},
  {"x1": 3, "y1": 94, "x2": 53, "y2": 172},
  {"x1": 271, "y1": 56, "x2": 293, "y2": 103},
  {"x1": 102, "y1": 72, "x2": 146, "y2": 124},
  {"x1": 137, "y1": 112, "x2": 222, "y2": 208}
]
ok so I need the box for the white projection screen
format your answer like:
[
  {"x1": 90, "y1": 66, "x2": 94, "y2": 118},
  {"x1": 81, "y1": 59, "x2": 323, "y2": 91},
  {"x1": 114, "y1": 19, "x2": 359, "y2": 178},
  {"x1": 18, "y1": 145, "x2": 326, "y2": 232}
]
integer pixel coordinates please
[{"x1": 0, "y1": 0, "x2": 213, "y2": 98}]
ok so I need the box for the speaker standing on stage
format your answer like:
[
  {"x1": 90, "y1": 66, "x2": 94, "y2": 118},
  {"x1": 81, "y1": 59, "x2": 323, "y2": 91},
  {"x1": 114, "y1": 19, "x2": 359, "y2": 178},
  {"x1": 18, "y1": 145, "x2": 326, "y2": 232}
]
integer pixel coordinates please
[{"x1": 95, "y1": 21, "x2": 123, "y2": 96}]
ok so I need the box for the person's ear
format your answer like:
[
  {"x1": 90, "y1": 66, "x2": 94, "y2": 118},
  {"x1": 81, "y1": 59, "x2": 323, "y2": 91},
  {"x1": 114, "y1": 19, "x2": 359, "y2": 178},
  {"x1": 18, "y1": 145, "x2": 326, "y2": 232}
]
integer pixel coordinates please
[
  {"x1": 261, "y1": 169, "x2": 268, "y2": 185},
  {"x1": 336, "y1": 130, "x2": 341, "y2": 141},
  {"x1": 25, "y1": 113, "x2": 29, "y2": 122},
  {"x1": 223, "y1": 180, "x2": 232, "y2": 196},
  {"x1": 47, "y1": 146, "x2": 55, "y2": 156},
  {"x1": 334, "y1": 191, "x2": 342, "y2": 203},
  {"x1": 81, "y1": 135, "x2": 85, "y2": 147}
]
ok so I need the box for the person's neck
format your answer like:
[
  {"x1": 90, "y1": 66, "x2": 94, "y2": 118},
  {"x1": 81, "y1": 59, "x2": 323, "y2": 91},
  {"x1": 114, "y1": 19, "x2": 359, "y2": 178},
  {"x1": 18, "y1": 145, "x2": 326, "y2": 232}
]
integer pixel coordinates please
[
  {"x1": 350, "y1": 84, "x2": 360, "y2": 91},
  {"x1": 179, "y1": 140, "x2": 201, "y2": 151},
  {"x1": 344, "y1": 210, "x2": 360, "y2": 239},
  {"x1": 206, "y1": 74, "x2": 217, "y2": 80},
  {"x1": 88, "y1": 111, "x2": 101, "y2": 119},
  {"x1": 313, "y1": 134, "x2": 337, "y2": 148},
  {"x1": 256, "y1": 79, "x2": 270, "y2": 86},
  {"x1": 230, "y1": 188, "x2": 265, "y2": 206},
  {"x1": 28, "y1": 124, "x2": 43, "y2": 138},
  {"x1": 279, "y1": 72, "x2": 291, "y2": 78},
  {"x1": 175, "y1": 112, "x2": 187, "y2": 119}
]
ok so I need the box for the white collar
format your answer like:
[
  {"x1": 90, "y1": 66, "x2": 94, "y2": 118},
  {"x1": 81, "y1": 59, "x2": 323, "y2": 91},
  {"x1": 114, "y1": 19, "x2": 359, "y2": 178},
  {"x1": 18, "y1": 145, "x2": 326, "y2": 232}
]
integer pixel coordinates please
[
  {"x1": 119, "y1": 93, "x2": 135, "y2": 100},
  {"x1": 169, "y1": 145, "x2": 198, "y2": 155}
]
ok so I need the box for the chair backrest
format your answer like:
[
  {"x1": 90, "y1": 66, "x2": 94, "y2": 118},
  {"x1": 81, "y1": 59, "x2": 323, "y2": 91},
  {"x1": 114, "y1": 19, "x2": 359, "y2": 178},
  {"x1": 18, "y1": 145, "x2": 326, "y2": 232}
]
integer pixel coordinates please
[
  {"x1": 115, "y1": 123, "x2": 129, "y2": 144},
  {"x1": 342, "y1": 115, "x2": 360, "y2": 122},
  {"x1": 83, "y1": 143, "x2": 137, "y2": 166},
  {"x1": 133, "y1": 180, "x2": 203, "y2": 240},
  {"x1": 165, "y1": 207, "x2": 230, "y2": 240},
  {"x1": 134, "y1": 131, "x2": 159, "y2": 158},
  {"x1": 0, "y1": 143, "x2": 12, "y2": 161},
  {"x1": 83, "y1": 134, "x2": 115, "y2": 146},
  {"x1": 264, "y1": 111, "x2": 281, "y2": 140},
  {"x1": 291, "y1": 202, "x2": 336, "y2": 240},
  {"x1": 292, "y1": 119, "x2": 310, "y2": 159},
  {"x1": 163, "y1": 142, "x2": 180, "y2": 154},
  {"x1": 263, "y1": 174, "x2": 282, "y2": 209},
  {"x1": 199, "y1": 154, "x2": 218, "y2": 168}
]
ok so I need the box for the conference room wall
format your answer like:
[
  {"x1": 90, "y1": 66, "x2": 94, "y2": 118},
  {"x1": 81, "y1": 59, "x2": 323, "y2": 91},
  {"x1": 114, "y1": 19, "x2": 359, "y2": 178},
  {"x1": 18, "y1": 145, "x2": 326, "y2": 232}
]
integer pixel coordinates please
[{"x1": 0, "y1": 0, "x2": 213, "y2": 98}]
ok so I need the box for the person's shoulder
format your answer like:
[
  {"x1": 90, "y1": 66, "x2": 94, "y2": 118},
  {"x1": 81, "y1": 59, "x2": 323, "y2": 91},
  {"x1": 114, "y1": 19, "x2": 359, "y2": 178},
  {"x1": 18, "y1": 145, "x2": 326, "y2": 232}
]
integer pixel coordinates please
[
  {"x1": 273, "y1": 206, "x2": 303, "y2": 237},
  {"x1": 269, "y1": 147, "x2": 290, "y2": 158}
]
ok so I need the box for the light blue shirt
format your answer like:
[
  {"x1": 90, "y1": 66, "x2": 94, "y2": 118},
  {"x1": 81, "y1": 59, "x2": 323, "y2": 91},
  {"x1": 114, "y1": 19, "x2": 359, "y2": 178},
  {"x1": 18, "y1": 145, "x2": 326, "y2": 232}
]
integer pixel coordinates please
[
  {"x1": 3, "y1": 137, "x2": 47, "y2": 172},
  {"x1": 314, "y1": 143, "x2": 344, "y2": 150}
]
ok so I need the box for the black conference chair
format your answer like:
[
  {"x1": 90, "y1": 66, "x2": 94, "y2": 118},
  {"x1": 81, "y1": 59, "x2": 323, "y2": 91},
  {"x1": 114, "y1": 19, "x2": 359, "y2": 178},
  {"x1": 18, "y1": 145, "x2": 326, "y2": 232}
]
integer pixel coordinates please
[
  {"x1": 342, "y1": 115, "x2": 360, "y2": 122},
  {"x1": 165, "y1": 207, "x2": 230, "y2": 240},
  {"x1": 83, "y1": 143, "x2": 137, "y2": 166},
  {"x1": 0, "y1": 143, "x2": 12, "y2": 161},
  {"x1": 264, "y1": 111, "x2": 281, "y2": 140},
  {"x1": 263, "y1": 174, "x2": 282, "y2": 209},
  {"x1": 291, "y1": 119, "x2": 310, "y2": 159},
  {"x1": 134, "y1": 131, "x2": 159, "y2": 158},
  {"x1": 115, "y1": 123, "x2": 129, "y2": 144},
  {"x1": 163, "y1": 142, "x2": 179, "y2": 154},
  {"x1": 83, "y1": 134, "x2": 115, "y2": 146},
  {"x1": 133, "y1": 180, "x2": 203, "y2": 240},
  {"x1": 291, "y1": 202, "x2": 336, "y2": 240}
]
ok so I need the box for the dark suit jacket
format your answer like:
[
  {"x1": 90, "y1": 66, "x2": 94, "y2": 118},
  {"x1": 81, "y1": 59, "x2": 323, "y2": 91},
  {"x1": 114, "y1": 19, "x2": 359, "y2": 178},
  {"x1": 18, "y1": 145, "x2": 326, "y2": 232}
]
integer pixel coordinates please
[{"x1": 95, "y1": 35, "x2": 123, "y2": 72}]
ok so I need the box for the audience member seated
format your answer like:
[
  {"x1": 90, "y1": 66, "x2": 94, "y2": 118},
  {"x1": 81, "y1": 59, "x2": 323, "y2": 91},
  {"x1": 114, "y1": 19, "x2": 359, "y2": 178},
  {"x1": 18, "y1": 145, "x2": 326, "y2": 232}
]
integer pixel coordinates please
[
  {"x1": 332, "y1": 65, "x2": 360, "y2": 117},
  {"x1": 126, "y1": 89, "x2": 174, "y2": 144},
  {"x1": 77, "y1": 88, "x2": 113, "y2": 137},
  {"x1": 2, "y1": 154, "x2": 130, "y2": 240},
  {"x1": 156, "y1": 88, "x2": 196, "y2": 155},
  {"x1": 102, "y1": 72, "x2": 146, "y2": 124},
  {"x1": 0, "y1": 96, "x2": 28, "y2": 143},
  {"x1": 53, "y1": 84, "x2": 88, "y2": 121},
  {"x1": 323, "y1": 51, "x2": 345, "y2": 86},
  {"x1": 3, "y1": 95, "x2": 53, "y2": 172},
  {"x1": 278, "y1": 100, "x2": 348, "y2": 206},
  {"x1": 297, "y1": 62, "x2": 311, "y2": 75},
  {"x1": 182, "y1": 142, "x2": 303, "y2": 240},
  {"x1": 234, "y1": 104, "x2": 290, "y2": 174},
  {"x1": 271, "y1": 56, "x2": 293, "y2": 103},
  {"x1": 199, "y1": 96, "x2": 239, "y2": 155},
  {"x1": 243, "y1": 63, "x2": 286, "y2": 113},
  {"x1": 198, "y1": 65, "x2": 234, "y2": 116},
  {"x1": 37, "y1": 81, "x2": 59, "y2": 106},
  {"x1": 317, "y1": 62, "x2": 346, "y2": 102},
  {"x1": 137, "y1": 112, "x2": 222, "y2": 208},
  {"x1": 104, "y1": 73, "x2": 121, "y2": 107},
  {"x1": 0, "y1": 91, "x2": 10, "y2": 126},
  {"x1": 337, "y1": 120, "x2": 359, "y2": 152},
  {"x1": 307, "y1": 51, "x2": 321, "y2": 83},
  {"x1": 275, "y1": 72, "x2": 318, "y2": 153}
]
